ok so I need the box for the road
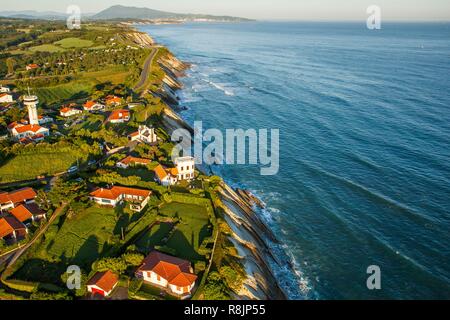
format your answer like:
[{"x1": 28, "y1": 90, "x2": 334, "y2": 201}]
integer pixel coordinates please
[{"x1": 133, "y1": 48, "x2": 158, "y2": 92}]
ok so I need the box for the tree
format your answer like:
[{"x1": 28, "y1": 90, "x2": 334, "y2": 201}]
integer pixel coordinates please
[
  {"x1": 92, "y1": 257, "x2": 127, "y2": 274},
  {"x1": 35, "y1": 190, "x2": 52, "y2": 211},
  {"x1": 122, "y1": 252, "x2": 144, "y2": 267},
  {"x1": 48, "y1": 178, "x2": 88, "y2": 206}
]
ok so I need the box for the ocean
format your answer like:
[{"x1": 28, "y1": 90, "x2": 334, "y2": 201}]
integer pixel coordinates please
[{"x1": 137, "y1": 22, "x2": 450, "y2": 299}]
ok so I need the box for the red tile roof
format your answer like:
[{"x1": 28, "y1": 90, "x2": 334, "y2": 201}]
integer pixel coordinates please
[
  {"x1": 0, "y1": 188, "x2": 37, "y2": 205},
  {"x1": 10, "y1": 203, "x2": 45, "y2": 222},
  {"x1": 90, "y1": 186, "x2": 151, "y2": 201},
  {"x1": 0, "y1": 93, "x2": 11, "y2": 98},
  {"x1": 27, "y1": 64, "x2": 39, "y2": 69},
  {"x1": 87, "y1": 271, "x2": 119, "y2": 293},
  {"x1": 83, "y1": 101, "x2": 99, "y2": 109},
  {"x1": 14, "y1": 124, "x2": 46, "y2": 134},
  {"x1": 0, "y1": 216, "x2": 26, "y2": 238},
  {"x1": 108, "y1": 109, "x2": 129, "y2": 122},
  {"x1": 137, "y1": 251, "x2": 197, "y2": 288},
  {"x1": 119, "y1": 156, "x2": 151, "y2": 166},
  {"x1": 154, "y1": 164, "x2": 178, "y2": 181}
]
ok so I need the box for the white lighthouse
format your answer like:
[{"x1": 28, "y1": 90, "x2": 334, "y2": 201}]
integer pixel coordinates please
[{"x1": 23, "y1": 93, "x2": 39, "y2": 125}]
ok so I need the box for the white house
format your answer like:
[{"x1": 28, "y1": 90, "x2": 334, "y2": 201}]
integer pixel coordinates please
[
  {"x1": 0, "y1": 93, "x2": 13, "y2": 103},
  {"x1": 38, "y1": 115, "x2": 53, "y2": 125},
  {"x1": 10, "y1": 124, "x2": 50, "y2": 142},
  {"x1": 0, "y1": 216, "x2": 28, "y2": 241},
  {"x1": 0, "y1": 187, "x2": 37, "y2": 212},
  {"x1": 83, "y1": 101, "x2": 105, "y2": 112},
  {"x1": 154, "y1": 164, "x2": 178, "y2": 187},
  {"x1": 107, "y1": 109, "x2": 130, "y2": 124},
  {"x1": 90, "y1": 186, "x2": 151, "y2": 212},
  {"x1": 174, "y1": 157, "x2": 196, "y2": 181},
  {"x1": 129, "y1": 125, "x2": 157, "y2": 144},
  {"x1": 87, "y1": 270, "x2": 119, "y2": 297},
  {"x1": 10, "y1": 203, "x2": 46, "y2": 224},
  {"x1": 136, "y1": 251, "x2": 197, "y2": 298},
  {"x1": 60, "y1": 107, "x2": 82, "y2": 117}
]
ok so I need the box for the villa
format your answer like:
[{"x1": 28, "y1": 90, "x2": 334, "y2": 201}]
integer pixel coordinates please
[
  {"x1": 175, "y1": 157, "x2": 196, "y2": 180},
  {"x1": 10, "y1": 203, "x2": 46, "y2": 225},
  {"x1": 83, "y1": 101, "x2": 105, "y2": 112},
  {"x1": 89, "y1": 186, "x2": 151, "y2": 212},
  {"x1": 128, "y1": 125, "x2": 158, "y2": 145},
  {"x1": 10, "y1": 124, "x2": 49, "y2": 142},
  {"x1": 0, "y1": 188, "x2": 37, "y2": 212},
  {"x1": 60, "y1": 107, "x2": 82, "y2": 117},
  {"x1": 153, "y1": 157, "x2": 196, "y2": 186},
  {"x1": 105, "y1": 95, "x2": 122, "y2": 106},
  {"x1": 87, "y1": 270, "x2": 119, "y2": 297},
  {"x1": 116, "y1": 156, "x2": 151, "y2": 169},
  {"x1": 135, "y1": 251, "x2": 197, "y2": 298},
  {"x1": 107, "y1": 109, "x2": 130, "y2": 124},
  {"x1": 154, "y1": 164, "x2": 179, "y2": 187},
  {"x1": 0, "y1": 216, "x2": 28, "y2": 241},
  {"x1": 0, "y1": 93, "x2": 13, "y2": 103}
]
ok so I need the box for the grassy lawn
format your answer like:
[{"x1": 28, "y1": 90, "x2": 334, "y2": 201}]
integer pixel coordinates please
[
  {"x1": 29, "y1": 44, "x2": 65, "y2": 53},
  {"x1": 135, "y1": 222, "x2": 173, "y2": 253},
  {"x1": 35, "y1": 81, "x2": 93, "y2": 105},
  {"x1": 13, "y1": 205, "x2": 125, "y2": 286},
  {"x1": 46, "y1": 206, "x2": 124, "y2": 266},
  {"x1": 0, "y1": 151, "x2": 82, "y2": 183},
  {"x1": 117, "y1": 167, "x2": 155, "y2": 182},
  {"x1": 159, "y1": 202, "x2": 211, "y2": 261},
  {"x1": 54, "y1": 37, "x2": 94, "y2": 49}
]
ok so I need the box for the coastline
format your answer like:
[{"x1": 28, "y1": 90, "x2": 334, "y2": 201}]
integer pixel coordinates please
[{"x1": 152, "y1": 42, "x2": 291, "y2": 300}]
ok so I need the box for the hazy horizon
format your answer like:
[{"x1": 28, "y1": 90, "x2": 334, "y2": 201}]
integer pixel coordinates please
[{"x1": 1, "y1": 0, "x2": 450, "y2": 21}]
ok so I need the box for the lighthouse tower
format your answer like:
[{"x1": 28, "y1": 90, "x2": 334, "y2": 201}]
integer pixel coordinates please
[{"x1": 23, "y1": 93, "x2": 39, "y2": 125}]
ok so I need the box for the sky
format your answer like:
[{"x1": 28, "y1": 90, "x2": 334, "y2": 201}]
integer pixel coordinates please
[{"x1": 2, "y1": 0, "x2": 450, "y2": 21}]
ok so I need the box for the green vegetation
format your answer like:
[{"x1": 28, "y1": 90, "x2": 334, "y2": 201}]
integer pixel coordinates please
[
  {"x1": 54, "y1": 38, "x2": 94, "y2": 49},
  {"x1": 0, "y1": 149, "x2": 82, "y2": 183},
  {"x1": 29, "y1": 44, "x2": 65, "y2": 53}
]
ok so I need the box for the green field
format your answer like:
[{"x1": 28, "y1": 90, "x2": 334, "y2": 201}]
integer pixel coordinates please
[
  {"x1": 35, "y1": 81, "x2": 93, "y2": 105},
  {"x1": 135, "y1": 222, "x2": 173, "y2": 252},
  {"x1": 159, "y1": 202, "x2": 211, "y2": 261},
  {"x1": 13, "y1": 206, "x2": 125, "y2": 285},
  {"x1": 54, "y1": 37, "x2": 94, "y2": 49},
  {"x1": 0, "y1": 151, "x2": 81, "y2": 183},
  {"x1": 46, "y1": 206, "x2": 124, "y2": 265},
  {"x1": 29, "y1": 44, "x2": 65, "y2": 53}
]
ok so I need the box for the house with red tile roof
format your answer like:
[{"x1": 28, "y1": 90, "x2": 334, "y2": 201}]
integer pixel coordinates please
[
  {"x1": 89, "y1": 186, "x2": 151, "y2": 212},
  {"x1": 0, "y1": 93, "x2": 13, "y2": 103},
  {"x1": 10, "y1": 203, "x2": 46, "y2": 224},
  {"x1": 107, "y1": 109, "x2": 130, "y2": 124},
  {"x1": 0, "y1": 188, "x2": 37, "y2": 212},
  {"x1": 116, "y1": 156, "x2": 151, "y2": 169},
  {"x1": 105, "y1": 95, "x2": 122, "y2": 107},
  {"x1": 0, "y1": 216, "x2": 28, "y2": 241},
  {"x1": 26, "y1": 64, "x2": 39, "y2": 71},
  {"x1": 136, "y1": 251, "x2": 197, "y2": 298},
  {"x1": 87, "y1": 270, "x2": 119, "y2": 297},
  {"x1": 10, "y1": 123, "x2": 49, "y2": 142},
  {"x1": 83, "y1": 101, "x2": 105, "y2": 112},
  {"x1": 60, "y1": 107, "x2": 82, "y2": 117},
  {"x1": 154, "y1": 164, "x2": 179, "y2": 187}
]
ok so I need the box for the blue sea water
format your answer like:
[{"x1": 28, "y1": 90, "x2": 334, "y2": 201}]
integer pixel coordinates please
[{"x1": 138, "y1": 22, "x2": 450, "y2": 299}]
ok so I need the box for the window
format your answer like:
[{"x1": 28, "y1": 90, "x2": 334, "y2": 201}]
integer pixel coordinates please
[{"x1": 181, "y1": 167, "x2": 184, "y2": 171}]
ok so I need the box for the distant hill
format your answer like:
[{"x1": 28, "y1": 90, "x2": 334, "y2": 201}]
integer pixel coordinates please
[
  {"x1": 0, "y1": 10, "x2": 95, "y2": 20},
  {"x1": 92, "y1": 5, "x2": 251, "y2": 22}
]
